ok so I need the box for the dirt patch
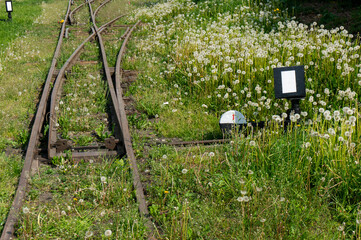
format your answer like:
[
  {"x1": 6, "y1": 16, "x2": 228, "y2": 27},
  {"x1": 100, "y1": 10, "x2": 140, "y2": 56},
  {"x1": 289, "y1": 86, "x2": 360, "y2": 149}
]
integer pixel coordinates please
[{"x1": 289, "y1": 1, "x2": 361, "y2": 35}]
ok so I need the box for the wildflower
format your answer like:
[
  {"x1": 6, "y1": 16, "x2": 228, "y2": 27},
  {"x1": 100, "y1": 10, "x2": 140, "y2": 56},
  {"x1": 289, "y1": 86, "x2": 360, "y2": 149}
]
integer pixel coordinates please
[
  {"x1": 260, "y1": 218, "x2": 266, "y2": 223},
  {"x1": 241, "y1": 190, "x2": 247, "y2": 195},
  {"x1": 182, "y1": 169, "x2": 188, "y2": 174},
  {"x1": 243, "y1": 196, "x2": 250, "y2": 202},
  {"x1": 104, "y1": 230, "x2": 112, "y2": 237},
  {"x1": 237, "y1": 197, "x2": 243, "y2": 202},
  {"x1": 249, "y1": 140, "x2": 256, "y2": 146},
  {"x1": 328, "y1": 128, "x2": 336, "y2": 135},
  {"x1": 23, "y1": 207, "x2": 30, "y2": 214},
  {"x1": 101, "y1": 176, "x2": 107, "y2": 183},
  {"x1": 248, "y1": 170, "x2": 254, "y2": 175},
  {"x1": 164, "y1": 191, "x2": 169, "y2": 194},
  {"x1": 61, "y1": 210, "x2": 66, "y2": 215},
  {"x1": 337, "y1": 225, "x2": 345, "y2": 231},
  {"x1": 209, "y1": 152, "x2": 215, "y2": 157},
  {"x1": 85, "y1": 231, "x2": 94, "y2": 238},
  {"x1": 349, "y1": 116, "x2": 356, "y2": 123}
]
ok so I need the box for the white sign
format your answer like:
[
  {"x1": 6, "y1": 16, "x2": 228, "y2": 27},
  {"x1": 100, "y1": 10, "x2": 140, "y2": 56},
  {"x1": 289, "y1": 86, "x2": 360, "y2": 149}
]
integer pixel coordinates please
[
  {"x1": 219, "y1": 110, "x2": 247, "y2": 124},
  {"x1": 6, "y1": 2, "x2": 12, "y2": 12},
  {"x1": 281, "y1": 70, "x2": 297, "y2": 94}
]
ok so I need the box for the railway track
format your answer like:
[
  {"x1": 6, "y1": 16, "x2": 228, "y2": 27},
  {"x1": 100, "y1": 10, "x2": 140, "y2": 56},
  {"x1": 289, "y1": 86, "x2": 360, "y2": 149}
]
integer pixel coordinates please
[{"x1": 1, "y1": 0, "x2": 154, "y2": 239}]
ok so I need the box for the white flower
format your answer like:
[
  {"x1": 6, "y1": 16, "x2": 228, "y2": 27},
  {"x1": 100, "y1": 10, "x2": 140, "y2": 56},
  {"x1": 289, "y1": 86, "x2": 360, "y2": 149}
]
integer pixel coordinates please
[
  {"x1": 243, "y1": 196, "x2": 250, "y2": 202},
  {"x1": 23, "y1": 207, "x2": 30, "y2": 214},
  {"x1": 85, "y1": 231, "x2": 94, "y2": 238},
  {"x1": 104, "y1": 229, "x2": 112, "y2": 237},
  {"x1": 337, "y1": 225, "x2": 345, "y2": 232}
]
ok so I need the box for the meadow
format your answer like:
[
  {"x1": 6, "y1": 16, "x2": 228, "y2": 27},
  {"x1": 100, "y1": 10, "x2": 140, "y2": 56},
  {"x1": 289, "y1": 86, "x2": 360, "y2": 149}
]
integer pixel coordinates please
[{"x1": 124, "y1": 0, "x2": 361, "y2": 238}]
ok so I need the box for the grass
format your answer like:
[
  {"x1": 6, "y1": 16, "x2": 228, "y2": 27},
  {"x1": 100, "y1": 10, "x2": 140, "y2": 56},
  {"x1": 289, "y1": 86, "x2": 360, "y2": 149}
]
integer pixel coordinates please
[
  {"x1": 16, "y1": 158, "x2": 147, "y2": 239},
  {"x1": 123, "y1": 0, "x2": 361, "y2": 238},
  {"x1": 0, "y1": 0, "x2": 68, "y2": 233}
]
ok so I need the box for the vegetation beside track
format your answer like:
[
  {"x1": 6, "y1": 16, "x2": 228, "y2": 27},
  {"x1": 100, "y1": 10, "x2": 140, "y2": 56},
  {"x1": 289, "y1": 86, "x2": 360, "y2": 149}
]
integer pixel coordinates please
[
  {"x1": 0, "y1": 0, "x2": 68, "y2": 232},
  {"x1": 124, "y1": 0, "x2": 361, "y2": 238}
]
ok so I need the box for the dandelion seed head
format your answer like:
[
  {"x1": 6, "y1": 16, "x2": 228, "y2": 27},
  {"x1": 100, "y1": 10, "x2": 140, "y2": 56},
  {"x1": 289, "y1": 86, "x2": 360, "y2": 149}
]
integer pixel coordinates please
[
  {"x1": 104, "y1": 230, "x2": 112, "y2": 237},
  {"x1": 23, "y1": 207, "x2": 30, "y2": 214}
]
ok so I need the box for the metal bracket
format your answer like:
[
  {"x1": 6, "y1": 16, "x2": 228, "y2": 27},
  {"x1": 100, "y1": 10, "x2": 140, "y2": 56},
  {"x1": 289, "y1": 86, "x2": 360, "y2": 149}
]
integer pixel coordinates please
[
  {"x1": 54, "y1": 139, "x2": 72, "y2": 152},
  {"x1": 104, "y1": 137, "x2": 119, "y2": 150}
]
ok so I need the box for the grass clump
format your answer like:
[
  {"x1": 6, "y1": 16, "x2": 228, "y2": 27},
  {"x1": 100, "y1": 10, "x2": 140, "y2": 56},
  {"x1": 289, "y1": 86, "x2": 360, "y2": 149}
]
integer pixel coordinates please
[{"x1": 16, "y1": 158, "x2": 147, "y2": 239}]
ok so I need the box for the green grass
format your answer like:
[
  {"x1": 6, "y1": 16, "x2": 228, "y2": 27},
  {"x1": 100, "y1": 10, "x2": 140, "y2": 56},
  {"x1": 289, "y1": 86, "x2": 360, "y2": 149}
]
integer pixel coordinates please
[
  {"x1": 16, "y1": 158, "x2": 147, "y2": 239},
  {"x1": 0, "y1": 0, "x2": 68, "y2": 233},
  {"x1": 124, "y1": 0, "x2": 361, "y2": 238},
  {"x1": 0, "y1": 153, "x2": 23, "y2": 231},
  {"x1": 0, "y1": 0, "x2": 57, "y2": 46}
]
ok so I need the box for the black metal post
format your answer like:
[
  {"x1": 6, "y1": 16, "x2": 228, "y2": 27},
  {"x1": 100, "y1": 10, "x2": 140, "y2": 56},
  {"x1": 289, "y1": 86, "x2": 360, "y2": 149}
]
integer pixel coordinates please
[
  {"x1": 8, "y1": 12, "x2": 12, "y2": 21},
  {"x1": 284, "y1": 98, "x2": 301, "y2": 131}
]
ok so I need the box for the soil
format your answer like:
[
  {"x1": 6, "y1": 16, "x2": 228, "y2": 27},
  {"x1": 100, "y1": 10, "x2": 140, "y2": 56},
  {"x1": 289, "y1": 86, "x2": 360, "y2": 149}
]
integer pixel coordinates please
[{"x1": 289, "y1": 1, "x2": 361, "y2": 35}]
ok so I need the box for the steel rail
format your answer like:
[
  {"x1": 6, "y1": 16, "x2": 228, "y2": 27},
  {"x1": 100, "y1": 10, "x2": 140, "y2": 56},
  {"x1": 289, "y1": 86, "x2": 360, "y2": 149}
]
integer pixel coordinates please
[
  {"x1": 68, "y1": 0, "x2": 95, "y2": 25},
  {"x1": 93, "y1": 0, "x2": 111, "y2": 19},
  {"x1": 0, "y1": 1, "x2": 73, "y2": 239},
  {"x1": 114, "y1": 21, "x2": 157, "y2": 238},
  {"x1": 48, "y1": 15, "x2": 126, "y2": 159},
  {"x1": 87, "y1": 2, "x2": 127, "y2": 155}
]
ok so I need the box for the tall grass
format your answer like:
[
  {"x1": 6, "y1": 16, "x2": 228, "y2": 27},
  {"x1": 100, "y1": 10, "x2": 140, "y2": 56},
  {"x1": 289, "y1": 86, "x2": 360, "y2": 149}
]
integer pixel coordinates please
[{"x1": 126, "y1": 0, "x2": 361, "y2": 238}]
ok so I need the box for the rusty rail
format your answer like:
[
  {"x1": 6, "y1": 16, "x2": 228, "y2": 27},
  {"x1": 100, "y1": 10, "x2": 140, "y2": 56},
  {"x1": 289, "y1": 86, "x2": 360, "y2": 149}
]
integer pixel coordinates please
[
  {"x1": 94, "y1": 0, "x2": 111, "y2": 18},
  {"x1": 0, "y1": 1, "x2": 73, "y2": 239},
  {"x1": 114, "y1": 21, "x2": 157, "y2": 237},
  {"x1": 47, "y1": 14, "x2": 126, "y2": 159},
  {"x1": 68, "y1": 0, "x2": 95, "y2": 25},
  {"x1": 1, "y1": 0, "x2": 156, "y2": 239}
]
